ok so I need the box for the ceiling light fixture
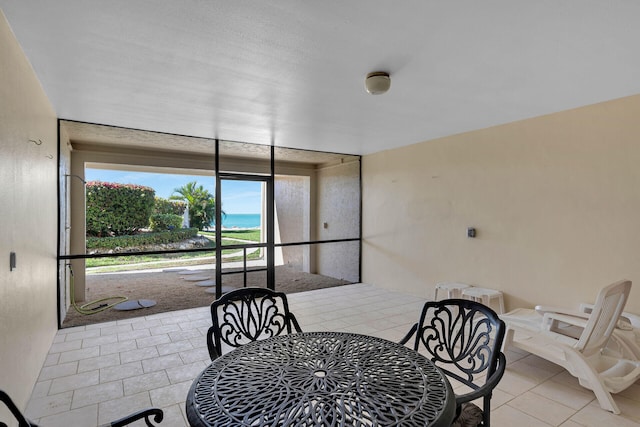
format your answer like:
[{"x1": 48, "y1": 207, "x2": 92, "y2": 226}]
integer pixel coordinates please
[{"x1": 365, "y1": 71, "x2": 391, "y2": 95}]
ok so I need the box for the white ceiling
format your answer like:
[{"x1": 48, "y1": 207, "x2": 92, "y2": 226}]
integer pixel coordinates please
[{"x1": 3, "y1": 1, "x2": 640, "y2": 156}]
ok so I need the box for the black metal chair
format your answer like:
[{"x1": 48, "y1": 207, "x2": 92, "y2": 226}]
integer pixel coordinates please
[
  {"x1": 0, "y1": 389, "x2": 163, "y2": 427},
  {"x1": 399, "y1": 299, "x2": 506, "y2": 427},
  {"x1": 206, "y1": 287, "x2": 303, "y2": 360}
]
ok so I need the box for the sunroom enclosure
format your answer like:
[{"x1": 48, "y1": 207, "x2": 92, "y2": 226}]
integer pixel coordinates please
[{"x1": 58, "y1": 121, "x2": 361, "y2": 327}]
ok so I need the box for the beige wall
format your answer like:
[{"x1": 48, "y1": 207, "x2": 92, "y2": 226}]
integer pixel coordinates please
[
  {"x1": 0, "y1": 10, "x2": 59, "y2": 416},
  {"x1": 274, "y1": 176, "x2": 311, "y2": 269},
  {"x1": 316, "y1": 160, "x2": 361, "y2": 282},
  {"x1": 362, "y1": 95, "x2": 640, "y2": 315}
]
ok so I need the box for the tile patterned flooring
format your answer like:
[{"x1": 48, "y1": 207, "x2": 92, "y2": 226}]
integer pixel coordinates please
[{"x1": 26, "y1": 283, "x2": 640, "y2": 426}]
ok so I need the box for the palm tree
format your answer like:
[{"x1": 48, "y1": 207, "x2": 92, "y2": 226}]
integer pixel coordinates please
[{"x1": 170, "y1": 182, "x2": 224, "y2": 230}]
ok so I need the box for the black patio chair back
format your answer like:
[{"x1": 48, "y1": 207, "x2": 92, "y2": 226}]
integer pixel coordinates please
[
  {"x1": 206, "y1": 287, "x2": 302, "y2": 360},
  {"x1": 0, "y1": 389, "x2": 163, "y2": 427},
  {"x1": 400, "y1": 299, "x2": 506, "y2": 427}
]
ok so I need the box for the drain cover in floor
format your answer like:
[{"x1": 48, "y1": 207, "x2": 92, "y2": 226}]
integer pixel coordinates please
[
  {"x1": 113, "y1": 299, "x2": 157, "y2": 311},
  {"x1": 183, "y1": 275, "x2": 211, "y2": 282}
]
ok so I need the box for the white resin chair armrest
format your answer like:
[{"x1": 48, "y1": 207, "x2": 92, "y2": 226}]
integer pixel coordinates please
[
  {"x1": 541, "y1": 312, "x2": 588, "y2": 339},
  {"x1": 535, "y1": 305, "x2": 589, "y2": 319},
  {"x1": 542, "y1": 312, "x2": 588, "y2": 327}
]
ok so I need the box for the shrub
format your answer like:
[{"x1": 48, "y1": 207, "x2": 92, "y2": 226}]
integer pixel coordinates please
[
  {"x1": 86, "y1": 181, "x2": 155, "y2": 236},
  {"x1": 149, "y1": 213, "x2": 183, "y2": 232},
  {"x1": 86, "y1": 228, "x2": 199, "y2": 251},
  {"x1": 153, "y1": 197, "x2": 186, "y2": 216}
]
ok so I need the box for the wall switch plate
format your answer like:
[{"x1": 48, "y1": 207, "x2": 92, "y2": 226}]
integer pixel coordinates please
[
  {"x1": 467, "y1": 227, "x2": 476, "y2": 238},
  {"x1": 10, "y1": 252, "x2": 16, "y2": 271}
]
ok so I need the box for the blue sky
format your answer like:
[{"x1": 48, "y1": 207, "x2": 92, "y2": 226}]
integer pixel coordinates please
[{"x1": 85, "y1": 169, "x2": 262, "y2": 214}]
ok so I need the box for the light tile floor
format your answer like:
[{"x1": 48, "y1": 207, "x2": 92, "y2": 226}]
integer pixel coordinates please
[{"x1": 25, "y1": 283, "x2": 640, "y2": 426}]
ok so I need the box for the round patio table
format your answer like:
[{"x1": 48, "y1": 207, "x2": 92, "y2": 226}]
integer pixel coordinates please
[{"x1": 186, "y1": 331, "x2": 455, "y2": 426}]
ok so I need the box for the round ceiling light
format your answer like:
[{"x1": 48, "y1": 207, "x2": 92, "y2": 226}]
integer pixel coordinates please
[{"x1": 365, "y1": 71, "x2": 391, "y2": 95}]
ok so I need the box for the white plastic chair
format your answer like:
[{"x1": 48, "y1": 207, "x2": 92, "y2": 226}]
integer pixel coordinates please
[
  {"x1": 434, "y1": 282, "x2": 471, "y2": 300},
  {"x1": 577, "y1": 303, "x2": 640, "y2": 361},
  {"x1": 502, "y1": 279, "x2": 640, "y2": 414},
  {"x1": 461, "y1": 286, "x2": 505, "y2": 314}
]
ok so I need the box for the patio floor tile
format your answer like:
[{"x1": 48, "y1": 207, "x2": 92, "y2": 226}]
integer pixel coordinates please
[{"x1": 24, "y1": 284, "x2": 640, "y2": 427}]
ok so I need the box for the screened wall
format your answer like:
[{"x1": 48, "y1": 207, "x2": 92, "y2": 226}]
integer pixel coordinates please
[{"x1": 58, "y1": 121, "x2": 360, "y2": 327}]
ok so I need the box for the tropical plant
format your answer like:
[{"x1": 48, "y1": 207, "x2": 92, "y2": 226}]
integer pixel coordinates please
[{"x1": 170, "y1": 181, "x2": 224, "y2": 230}]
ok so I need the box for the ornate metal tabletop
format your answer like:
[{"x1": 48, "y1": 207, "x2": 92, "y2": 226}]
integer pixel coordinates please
[{"x1": 186, "y1": 332, "x2": 455, "y2": 426}]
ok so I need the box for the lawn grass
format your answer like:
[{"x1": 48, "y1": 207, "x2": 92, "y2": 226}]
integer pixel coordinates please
[
  {"x1": 203, "y1": 229, "x2": 261, "y2": 242},
  {"x1": 86, "y1": 230, "x2": 262, "y2": 270}
]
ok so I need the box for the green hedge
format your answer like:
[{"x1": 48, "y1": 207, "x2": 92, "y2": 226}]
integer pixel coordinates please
[
  {"x1": 87, "y1": 228, "x2": 199, "y2": 250},
  {"x1": 153, "y1": 197, "x2": 186, "y2": 215},
  {"x1": 86, "y1": 181, "x2": 155, "y2": 236},
  {"x1": 149, "y1": 213, "x2": 184, "y2": 232}
]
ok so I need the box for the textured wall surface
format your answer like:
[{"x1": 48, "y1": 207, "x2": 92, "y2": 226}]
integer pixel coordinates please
[
  {"x1": 362, "y1": 95, "x2": 640, "y2": 315},
  {"x1": 274, "y1": 176, "x2": 310, "y2": 269},
  {"x1": 316, "y1": 161, "x2": 361, "y2": 282},
  {"x1": 0, "y1": 10, "x2": 58, "y2": 416}
]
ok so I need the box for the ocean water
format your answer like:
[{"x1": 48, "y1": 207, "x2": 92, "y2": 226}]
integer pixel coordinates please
[{"x1": 221, "y1": 213, "x2": 261, "y2": 229}]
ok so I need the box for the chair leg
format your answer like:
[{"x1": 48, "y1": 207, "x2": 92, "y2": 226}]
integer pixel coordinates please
[
  {"x1": 580, "y1": 378, "x2": 621, "y2": 414},
  {"x1": 565, "y1": 351, "x2": 621, "y2": 414},
  {"x1": 483, "y1": 394, "x2": 492, "y2": 427},
  {"x1": 505, "y1": 329, "x2": 622, "y2": 414},
  {"x1": 577, "y1": 375, "x2": 621, "y2": 414}
]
